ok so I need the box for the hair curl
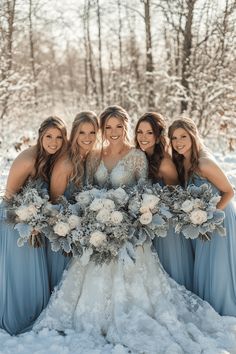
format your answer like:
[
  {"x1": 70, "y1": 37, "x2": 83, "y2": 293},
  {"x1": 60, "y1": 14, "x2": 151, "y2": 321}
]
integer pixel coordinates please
[
  {"x1": 168, "y1": 118, "x2": 202, "y2": 186},
  {"x1": 35, "y1": 116, "x2": 67, "y2": 182},
  {"x1": 135, "y1": 112, "x2": 167, "y2": 181},
  {"x1": 69, "y1": 111, "x2": 99, "y2": 187}
]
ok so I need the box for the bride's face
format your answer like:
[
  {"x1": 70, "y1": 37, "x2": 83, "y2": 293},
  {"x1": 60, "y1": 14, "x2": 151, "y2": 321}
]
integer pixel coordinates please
[{"x1": 104, "y1": 117, "x2": 125, "y2": 145}]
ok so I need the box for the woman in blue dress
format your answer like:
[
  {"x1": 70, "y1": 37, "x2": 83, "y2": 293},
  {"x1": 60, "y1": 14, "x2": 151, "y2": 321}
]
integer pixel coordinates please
[
  {"x1": 0, "y1": 116, "x2": 68, "y2": 335},
  {"x1": 135, "y1": 112, "x2": 194, "y2": 290},
  {"x1": 169, "y1": 117, "x2": 236, "y2": 316},
  {"x1": 47, "y1": 111, "x2": 99, "y2": 291}
]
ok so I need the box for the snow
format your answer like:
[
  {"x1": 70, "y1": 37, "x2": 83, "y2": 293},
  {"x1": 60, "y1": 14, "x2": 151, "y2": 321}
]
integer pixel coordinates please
[{"x1": 0, "y1": 147, "x2": 236, "y2": 353}]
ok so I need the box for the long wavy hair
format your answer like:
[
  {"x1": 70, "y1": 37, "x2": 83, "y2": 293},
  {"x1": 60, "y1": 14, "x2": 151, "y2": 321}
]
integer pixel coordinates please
[
  {"x1": 99, "y1": 105, "x2": 131, "y2": 146},
  {"x1": 135, "y1": 112, "x2": 167, "y2": 181},
  {"x1": 35, "y1": 116, "x2": 67, "y2": 182},
  {"x1": 168, "y1": 118, "x2": 203, "y2": 186},
  {"x1": 69, "y1": 111, "x2": 99, "y2": 187}
]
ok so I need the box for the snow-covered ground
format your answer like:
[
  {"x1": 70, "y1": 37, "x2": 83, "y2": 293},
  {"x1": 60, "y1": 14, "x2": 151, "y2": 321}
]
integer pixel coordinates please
[{"x1": 0, "y1": 147, "x2": 236, "y2": 354}]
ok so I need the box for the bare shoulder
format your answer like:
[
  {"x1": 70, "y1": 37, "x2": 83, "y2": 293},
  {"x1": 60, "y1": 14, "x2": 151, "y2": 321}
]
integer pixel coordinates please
[
  {"x1": 160, "y1": 154, "x2": 176, "y2": 170},
  {"x1": 198, "y1": 156, "x2": 219, "y2": 176},
  {"x1": 11, "y1": 146, "x2": 36, "y2": 170},
  {"x1": 53, "y1": 154, "x2": 73, "y2": 174}
]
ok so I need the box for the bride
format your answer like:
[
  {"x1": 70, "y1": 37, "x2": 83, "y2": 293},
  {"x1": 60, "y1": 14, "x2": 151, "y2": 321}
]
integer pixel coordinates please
[{"x1": 34, "y1": 106, "x2": 236, "y2": 354}]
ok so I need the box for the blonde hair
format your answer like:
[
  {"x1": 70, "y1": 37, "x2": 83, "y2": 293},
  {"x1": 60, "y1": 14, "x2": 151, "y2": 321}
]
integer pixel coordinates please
[
  {"x1": 168, "y1": 117, "x2": 203, "y2": 186},
  {"x1": 69, "y1": 111, "x2": 99, "y2": 187},
  {"x1": 99, "y1": 105, "x2": 130, "y2": 146},
  {"x1": 35, "y1": 116, "x2": 67, "y2": 182}
]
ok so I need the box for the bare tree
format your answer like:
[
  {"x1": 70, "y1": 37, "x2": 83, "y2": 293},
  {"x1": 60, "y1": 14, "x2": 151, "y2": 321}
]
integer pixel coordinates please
[{"x1": 96, "y1": 0, "x2": 104, "y2": 104}]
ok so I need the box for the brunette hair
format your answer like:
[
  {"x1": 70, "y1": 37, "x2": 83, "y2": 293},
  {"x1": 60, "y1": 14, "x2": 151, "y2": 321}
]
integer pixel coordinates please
[
  {"x1": 135, "y1": 112, "x2": 167, "y2": 181},
  {"x1": 35, "y1": 116, "x2": 67, "y2": 182},
  {"x1": 99, "y1": 105, "x2": 130, "y2": 145},
  {"x1": 168, "y1": 118, "x2": 202, "y2": 186},
  {"x1": 69, "y1": 111, "x2": 99, "y2": 187}
]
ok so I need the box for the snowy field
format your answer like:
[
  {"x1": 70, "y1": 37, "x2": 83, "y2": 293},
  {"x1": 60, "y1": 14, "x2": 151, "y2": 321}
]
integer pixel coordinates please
[{"x1": 0, "y1": 146, "x2": 236, "y2": 354}]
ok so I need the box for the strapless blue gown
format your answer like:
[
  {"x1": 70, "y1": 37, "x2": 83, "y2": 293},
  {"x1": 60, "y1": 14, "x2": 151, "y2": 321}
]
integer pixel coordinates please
[
  {"x1": 152, "y1": 181, "x2": 194, "y2": 291},
  {"x1": 191, "y1": 175, "x2": 236, "y2": 316},
  {"x1": 0, "y1": 199, "x2": 50, "y2": 335},
  {"x1": 46, "y1": 183, "x2": 77, "y2": 292}
]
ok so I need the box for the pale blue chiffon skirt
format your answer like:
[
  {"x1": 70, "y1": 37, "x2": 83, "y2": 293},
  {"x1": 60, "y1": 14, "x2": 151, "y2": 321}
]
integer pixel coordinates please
[
  {"x1": 193, "y1": 201, "x2": 236, "y2": 316},
  {"x1": 153, "y1": 224, "x2": 194, "y2": 291},
  {"x1": 0, "y1": 201, "x2": 50, "y2": 335}
]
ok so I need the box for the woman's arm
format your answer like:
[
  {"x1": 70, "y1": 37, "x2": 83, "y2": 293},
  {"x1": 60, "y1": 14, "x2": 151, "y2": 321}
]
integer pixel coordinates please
[
  {"x1": 50, "y1": 157, "x2": 72, "y2": 203},
  {"x1": 159, "y1": 157, "x2": 179, "y2": 185},
  {"x1": 199, "y1": 157, "x2": 234, "y2": 210},
  {"x1": 4, "y1": 149, "x2": 35, "y2": 200}
]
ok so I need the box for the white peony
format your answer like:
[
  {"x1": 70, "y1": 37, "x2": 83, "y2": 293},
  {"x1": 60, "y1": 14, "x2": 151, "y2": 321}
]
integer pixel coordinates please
[
  {"x1": 139, "y1": 211, "x2": 153, "y2": 225},
  {"x1": 142, "y1": 194, "x2": 160, "y2": 210},
  {"x1": 190, "y1": 209, "x2": 208, "y2": 225},
  {"x1": 68, "y1": 215, "x2": 81, "y2": 229},
  {"x1": 181, "y1": 200, "x2": 194, "y2": 213},
  {"x1": 89, "y1": 231, "x2": 107, "y2": 247},
  {"x1": 75, "y1": 191, "x2": 91, "y2": 207},
  {"x1": 15, "y1": 206, "x2": 30, "y2": 221},
  {"x1": 210, "y1": 195, "x2": 221, "y2": 206},
  {"x1": 96, "y1": 208, "x2": 111, "y2": 223},
  {"x1": 110, "y1": 211, "x2": 123, "y2": 224},
  {"x1": 27, "y1": 204, "x2": 38, "y2": 217},
  {"x1": 89, "y1": 198, "x2": 104, "y2": 211},
  {"x1": 53, "y1": 222, "x2": 70, "y2": 237},
  {"x1": 103, "y1": 198, "x2": 116, "y2": 211}
]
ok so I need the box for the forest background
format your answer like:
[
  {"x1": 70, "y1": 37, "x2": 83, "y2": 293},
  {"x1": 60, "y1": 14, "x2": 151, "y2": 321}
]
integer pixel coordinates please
[{"x1": 0, "y1": 0, "x2": 236, "y2": 153}]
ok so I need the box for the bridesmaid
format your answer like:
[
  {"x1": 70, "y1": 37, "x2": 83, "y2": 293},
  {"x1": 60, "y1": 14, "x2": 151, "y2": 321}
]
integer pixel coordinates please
[
  {"x1": 47, "y1": 111, "x2": 99, "y2": 291},
  {"x1": 0, "y1": 116, "x2": 68, "y2": 335},
  {"x1": 169, "y1": 117, "x2": 236, "y2": 316},
  {"x1": 135, "y1": 112, "x2": 194, "y2": 290}
]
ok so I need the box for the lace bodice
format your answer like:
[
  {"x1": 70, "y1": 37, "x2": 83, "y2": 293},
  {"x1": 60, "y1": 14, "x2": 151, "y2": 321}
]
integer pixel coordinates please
[{"x1": 94, "y1": 148, "x2": 148, "y2": 188}]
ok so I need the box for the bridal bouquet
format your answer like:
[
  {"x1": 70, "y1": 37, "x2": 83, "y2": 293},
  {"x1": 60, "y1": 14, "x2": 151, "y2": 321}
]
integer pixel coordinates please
[
  {"x1": 127, "y1": 182, "x2": 173, "y2": 244},
  {"x1": 168, "y1": 183, "x2": 226, "y2": 240},
  {"x1": 7, "y1": 179, "x2": 50, "y2": 247}
]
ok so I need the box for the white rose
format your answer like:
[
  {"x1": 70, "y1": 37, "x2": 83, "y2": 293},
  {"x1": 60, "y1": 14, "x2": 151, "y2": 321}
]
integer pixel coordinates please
[
  {"x1": 96, "y1": 208, "x2": 111, "y2": 223},
  {"x1": 181, "y1": 200, "x2": 194, "y2": 213},
  {"x1": 190, "y1": 209, "x2": 208, "y2": 225},
  {"x1": 110, "y1": 211, "x2": 123, "y2": 224},
  {"x1": 139, "y1": 211, "x2": 153, "y2": 225},
  {"x1": 102, "y1": 198, "x2": 115, "y2": 211},
  {"x1": 15, "y1": 206, "x2": 30, "y2": 221},
  {"x1": 28, "y1": 204, "x2": 38, "y2": 217},
  {"x1": 210, "y1": 196, "x2": 221, "y2": 206},
  {"x1": 89, "y1": 198, "x2": 104, "y2": 211},
  {"x1": 75, "y1": 191, "x2": 91, "y2": 207},
  {"x1": 142, "y1": 194, "x2": 160, "y2": 210},
  {"x1": 140, "y1": 205, "x2": 150, "y2": 213},
  {"x1": 68, "y1": 215, "x2": 81, "y2": 229},
  {"x1": 53, "y1": 222, "x2": 70, "y2": 237},
  {"x1": 90, "y1": 231, "x2": 107, "y2": 247}
]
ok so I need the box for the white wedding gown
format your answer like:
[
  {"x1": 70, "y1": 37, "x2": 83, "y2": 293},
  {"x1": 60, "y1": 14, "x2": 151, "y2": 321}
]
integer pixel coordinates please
[{"x1": 34, "y1": 149, "x2": 236, "y2": 354}]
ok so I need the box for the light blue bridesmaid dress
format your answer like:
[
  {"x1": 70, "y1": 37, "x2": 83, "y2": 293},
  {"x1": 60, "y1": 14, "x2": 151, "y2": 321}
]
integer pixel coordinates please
[
  {"x1": 191, "y1": 174, "x2": 236, "y2": 316},
  {"x1": 0, "y1": 196, "x2": 50, "y2": 335},
  {"x1": 46, "y1": 182, "x2": 77, "y2": 292},
  {"x1": 152, "y1": 180, "x2": 194, "y2": 291}
]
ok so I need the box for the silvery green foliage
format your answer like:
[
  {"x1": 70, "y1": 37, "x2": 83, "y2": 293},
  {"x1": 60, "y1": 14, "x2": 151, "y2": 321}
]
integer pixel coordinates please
[
  {"x1": 166, "y1": 183, "x2": 226, "y2": 240},
  {"x1": 7, "y1": 179, "x2": 50, "y2": 247}
]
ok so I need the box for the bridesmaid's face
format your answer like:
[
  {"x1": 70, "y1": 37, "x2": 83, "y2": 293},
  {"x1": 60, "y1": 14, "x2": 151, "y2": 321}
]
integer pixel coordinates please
[
  {"x1": 171, "y1": 128, "x2": 192, "y2": 156},
  {"x1": 42, "y1": 127, "x2": 63, "y2": 154},
  {"x1": 104, "y1": 117, "x2": 125, "y2": 145},
  {"x1": 76, "y1": 122, "x2": 97, "y2": 155},
  {"x1": 136, "y1": 121, "x2": 156, "y2": 155}
]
